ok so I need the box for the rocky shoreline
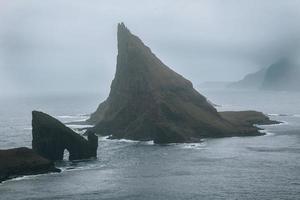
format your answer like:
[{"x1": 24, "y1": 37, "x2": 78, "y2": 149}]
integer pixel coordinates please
[
  {"x1": 0, "y1": 111, "x2": 99, "y2": 183},
  {"x1": 0, "y1": 147, "x2": 60, "y2": 183}
]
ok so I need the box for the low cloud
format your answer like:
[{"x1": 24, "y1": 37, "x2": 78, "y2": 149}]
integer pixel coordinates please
[{"x1": 0, "y1": 0, "x2": 299, "y2": 95}]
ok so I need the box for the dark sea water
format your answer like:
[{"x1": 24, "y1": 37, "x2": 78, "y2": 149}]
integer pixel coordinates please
[{"x1": 0, "y1": 89, "x2": 300, "y2": 200}]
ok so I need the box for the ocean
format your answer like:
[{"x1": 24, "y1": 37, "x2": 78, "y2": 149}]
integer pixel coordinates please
[{"x1": 0, "y1": 89, "x2": 299, "y2": 200}]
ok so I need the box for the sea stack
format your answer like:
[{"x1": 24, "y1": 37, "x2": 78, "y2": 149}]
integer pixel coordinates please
[
  {"x1": 32, "y1": 111, "x2": 98, "y2": 161},
  {"x1": 87, "y1": 23, "x2": 276, "y2": 143}
]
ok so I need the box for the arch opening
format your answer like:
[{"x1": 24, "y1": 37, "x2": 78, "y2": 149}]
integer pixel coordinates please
[{"x1": 63, "y1": 149, "x2": 70, "y2": 161}]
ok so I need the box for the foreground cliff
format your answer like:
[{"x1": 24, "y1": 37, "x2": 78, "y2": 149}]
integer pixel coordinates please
[
  {"x1": 87, "y1": 23, "x2": 277, "y2": 143},
  {"x1": 0, "y1": 147, "x2": 60, "y2": 183},
  {"x1": 32, "y1": 111, "x2": 98, "y2": 161}
]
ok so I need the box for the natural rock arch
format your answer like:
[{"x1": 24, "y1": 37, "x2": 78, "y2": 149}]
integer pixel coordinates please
[{"x1": 32, "y1": 111, "x2": 98, "y2": 161}]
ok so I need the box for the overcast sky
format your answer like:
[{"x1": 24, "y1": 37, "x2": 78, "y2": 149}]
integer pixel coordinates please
[{"x1": 0, "y1": 0, "x2": 299, "y2": 96}]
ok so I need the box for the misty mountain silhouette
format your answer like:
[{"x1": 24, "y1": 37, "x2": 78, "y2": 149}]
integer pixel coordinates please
[{"x1": 230, "y1": 57, "x2": 300, "y2": 91}]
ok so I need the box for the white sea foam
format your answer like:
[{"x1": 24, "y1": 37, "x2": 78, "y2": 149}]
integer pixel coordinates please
[
  {"x1": 6, "y1": 176, "x2": 33, "y2": 182},
  {"x1": 70, "y1": 118, "x2": 89, "y2": 122},
  {"x1": 268, "y1": 113, "x2": 282, "y2": 117},
  {"x1": 118, "y1": 139, "x2": 140, "y2": 143},
  {"x1": 259, "y1": 129, "x2": 275, "y2": 136},
  {"x1": 279, "y1": 121, "x2": 289, "y2": 125},
  {"x1": 99, "y1": 136, "x2": 154, "y2": 145},
  {"x1": 57, "y1": 114, "x2": 89, "y2": 119},
  {"x1": 66, "y1": 124, "x2": 93, "y2": 129},
  {"x1": 100, "y1": 138, "x2": 204, "y2": 148},
  {"x1": 99, "y1": 135, "x2": 138, "y2": 143},
  {"x1": 57, "y1": 114, "x2": 90, "y2": 124},
  {"x1": 182, "y1": 143, "x2": 205, "y2": 149},
  {"x1": 2, "y1": 171, "x2": 58, "y2": 184},
  {"x1": 268, "y1": 113, "x2": 300, "y2": 118},
  {"x1": 58, "y1": 163, "x2": 100, "y2": 173},
  {"x1": 144, "y1": 140, "x2": 154, "y2": 145},
  {"x1": 1, "y1": 163, "x2": 98, "y2": 184},
  {"x1": 163, "y1": 140, "x2": 206, "y2": 150},
  {"x1": 57, "y1": 115, "x2": 80, "y2": 119},
  {"x1": 98, "y1": 136, "x2": 110, "y2": 141},
  {"x1": 99, "y1": 136, "x2": 207, "y2": 148},
  {"x1": 179, "y1": 143, "x2": 206, "y2": 150}
]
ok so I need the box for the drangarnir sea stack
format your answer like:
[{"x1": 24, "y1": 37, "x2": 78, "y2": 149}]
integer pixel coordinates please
[
  {"x1": 87, "y1": 23, "x2": 276, "y2": 143},
  {"x1": 32, "y1": 111, "x2": 98, "y2": 161}
]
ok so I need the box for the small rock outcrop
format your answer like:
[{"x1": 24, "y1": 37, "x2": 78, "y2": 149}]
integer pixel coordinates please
[
  {"x1": 86, "y1": 23, "x2": 277, "y2": 143},
  {"x1": 0, "y1": 147, "x2": 60, "y2": 183},
  {"x1": 32, "y1": 111, "x2": 98, "y2": 161}
]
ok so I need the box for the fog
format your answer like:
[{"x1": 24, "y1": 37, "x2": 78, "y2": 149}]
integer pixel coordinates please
[{"x1": 0, "y1": 0, "x2": 299, "y2": 96}]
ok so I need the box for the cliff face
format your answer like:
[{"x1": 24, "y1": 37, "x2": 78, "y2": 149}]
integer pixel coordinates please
[
  {"x1": 32, "y1": 111, "x2": 98, "y2": 161},
  {"x1": 261, "y1": 58, "x2": 300, "y2": 91},
  {"x1": 229, "y1": 68, "x2": 267, "y2": 89},
  {"x1": 88, "y1": 23, "x2": 276, "y2": 143},
  {"x1": 0, "y1": 147, "x2": 60, "y2": 183},
  {"x1": 230, "y1": 58, "x2": 300, "y2": 91}
]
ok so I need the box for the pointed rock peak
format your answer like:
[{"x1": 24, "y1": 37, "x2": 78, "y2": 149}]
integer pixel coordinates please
[
  {"x1": 116, "y1": 22, "x2": 147, "y2": 54},
  {"x1": 88, "y1": 24, "x2": 276, "y2": 143},
  {"x1": 117, "y1": 22, "x2": 132, "y2": 44},
  {"x1": 118, "y1": 22, "x2": 130, "y2": 34}
]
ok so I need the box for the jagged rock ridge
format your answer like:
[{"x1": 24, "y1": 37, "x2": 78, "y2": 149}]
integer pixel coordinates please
[
  {"x1": 32, "y1": 111, "x2": 98, "y2": 161},
  {"x1": 88, "y1": 23, "x2": 276, "y2": 143}
]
